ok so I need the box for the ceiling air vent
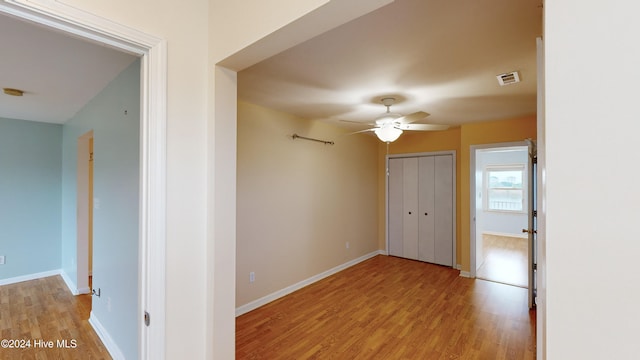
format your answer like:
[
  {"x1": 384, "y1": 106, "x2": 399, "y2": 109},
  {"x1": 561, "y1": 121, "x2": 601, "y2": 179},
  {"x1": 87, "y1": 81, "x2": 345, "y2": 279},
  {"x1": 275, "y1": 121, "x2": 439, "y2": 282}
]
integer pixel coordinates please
[{"x1": 496, "y1": 71, "x2": 520, "y2": 86}]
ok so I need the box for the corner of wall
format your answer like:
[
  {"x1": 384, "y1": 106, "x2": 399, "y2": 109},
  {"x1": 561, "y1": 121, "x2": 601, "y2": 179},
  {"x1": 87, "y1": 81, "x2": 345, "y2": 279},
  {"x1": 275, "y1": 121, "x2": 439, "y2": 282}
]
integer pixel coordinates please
[{"x1": 59, "y1": 269, "x2": 80, "y2": 295}]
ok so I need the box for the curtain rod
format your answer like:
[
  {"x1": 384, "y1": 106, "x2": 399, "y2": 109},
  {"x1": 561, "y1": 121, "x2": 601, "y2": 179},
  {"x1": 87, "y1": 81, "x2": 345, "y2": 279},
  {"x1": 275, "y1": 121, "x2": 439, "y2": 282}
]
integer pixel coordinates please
[{"x1": 291, "y1": 133, "x2": 334, "y2": 145}]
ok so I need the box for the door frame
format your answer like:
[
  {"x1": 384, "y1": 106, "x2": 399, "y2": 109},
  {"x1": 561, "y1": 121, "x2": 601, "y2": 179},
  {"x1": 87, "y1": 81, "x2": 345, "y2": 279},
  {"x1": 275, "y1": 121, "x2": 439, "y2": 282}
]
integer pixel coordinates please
[
  {"x1": 469, "y1": 141, "x2": 529, "y2": 279},
  {"x1": 385, "y1": 150, "x2": 457, "y2": 267},
  {"x1": 0, "y1": 2, "x2": 167, "y2": 359},
  {"x1": 77, "y1": 130, "x2": 94, "y2": 295}
]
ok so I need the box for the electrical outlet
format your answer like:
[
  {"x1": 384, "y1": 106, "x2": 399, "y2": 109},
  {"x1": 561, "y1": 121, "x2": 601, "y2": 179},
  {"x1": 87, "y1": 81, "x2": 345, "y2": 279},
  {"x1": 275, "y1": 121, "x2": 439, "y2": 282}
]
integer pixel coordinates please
[
  {"x1": 107, "y1": 297, "x2": 112, "y2": 312},
  {"x1": 249, "y1": 272, "x2": 255, "y2": 283},
  {"x1": 0, "y1": 255, "x2": 5, "y2": 265},
  {"x1": 346, "y1": 242, "x2": 350, "y2": 249}
]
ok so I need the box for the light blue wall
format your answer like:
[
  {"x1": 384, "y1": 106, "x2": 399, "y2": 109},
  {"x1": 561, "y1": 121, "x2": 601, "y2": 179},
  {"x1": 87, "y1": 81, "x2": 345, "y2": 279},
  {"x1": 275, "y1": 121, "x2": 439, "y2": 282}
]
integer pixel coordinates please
[
  {"x1": 0, "y1": 118, "x2": 62, "y2": 279},
  {"x1": 61, "y1": 59, "x2": 140, "y2": 359}
]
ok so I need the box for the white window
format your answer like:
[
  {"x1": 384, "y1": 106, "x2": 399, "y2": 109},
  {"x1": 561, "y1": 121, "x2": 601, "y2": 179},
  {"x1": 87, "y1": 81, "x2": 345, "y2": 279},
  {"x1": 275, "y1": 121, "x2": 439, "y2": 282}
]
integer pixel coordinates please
[{"x1": 484, "y1": 165, "x2": 525, "y2": 212}]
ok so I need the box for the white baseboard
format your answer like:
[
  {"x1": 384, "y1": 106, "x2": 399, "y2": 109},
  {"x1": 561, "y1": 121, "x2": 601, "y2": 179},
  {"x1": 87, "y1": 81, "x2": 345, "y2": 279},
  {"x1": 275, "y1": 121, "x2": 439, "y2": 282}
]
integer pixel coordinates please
[
  {"x1": 89, "y1": 312, "x2": 125, "y2": 360},
  {"x1": 0, "y1": 269, "x2": 62, "y2": 286},
  {"x1": 0, "y1": 269, "x2": 90, "y2": 296},
  {"x1": 236, "y1": 250, "x2": 384, "y2": 317},
  {"x1": 59, "y1": 269, "x2": 79, "y2": 295},
  {"x1": 59, "y1": 270, "x2": 91, "y2": 295},
  {"x1": 77, "y1": 286, "x2": 91, "y2": 294},
  {"x1": 455, "y1": 264, "x2": 473, "y2": 278},
  {"x1": 482, "y1": 231, "x2": 527, "y2": 239}
]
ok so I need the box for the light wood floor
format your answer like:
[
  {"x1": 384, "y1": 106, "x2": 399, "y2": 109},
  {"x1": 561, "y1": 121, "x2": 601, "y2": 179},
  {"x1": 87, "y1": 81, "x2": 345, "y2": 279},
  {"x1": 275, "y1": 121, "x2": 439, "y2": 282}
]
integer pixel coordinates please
[
  {"x1": 0, "y1": 275, "x2": 111, "y2": 359},
  {"x1": 237, "y1": 255, "x2": 535, "y2": 359},
  {"x1": 477, "y1": 234, "x2": 528, "y2": 288}
]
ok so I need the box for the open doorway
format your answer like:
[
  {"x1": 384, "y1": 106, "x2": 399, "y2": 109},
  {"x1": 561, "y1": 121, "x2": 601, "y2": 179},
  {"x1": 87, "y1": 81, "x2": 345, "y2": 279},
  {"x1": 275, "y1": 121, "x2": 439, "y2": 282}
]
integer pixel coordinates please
[
  {"x1": 473, "y1": 144, "x2": 529, "y2": 288},
  {"x1": 76, "y1": 131, "x2": 94, "y2": 296},
  {"x1": 0, "y1": 3, "x2": 167, "y2": 358}
]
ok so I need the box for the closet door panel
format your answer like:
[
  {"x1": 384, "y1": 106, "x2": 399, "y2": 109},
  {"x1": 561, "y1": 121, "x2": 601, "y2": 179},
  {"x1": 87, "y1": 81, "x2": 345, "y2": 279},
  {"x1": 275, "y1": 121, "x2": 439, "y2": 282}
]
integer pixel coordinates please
[
  {"x1": 402, "y1": 158, "x2": 419, "y2": 260},
  {"x1": 418, "y1": 156, "x2": 435, "y2": 263},
  {"x1": 388, "y1": 158, "x2": 404, "y2": 257},
  {"x1": 434, "y1": 155, "x2": 454, "y2": 266}
]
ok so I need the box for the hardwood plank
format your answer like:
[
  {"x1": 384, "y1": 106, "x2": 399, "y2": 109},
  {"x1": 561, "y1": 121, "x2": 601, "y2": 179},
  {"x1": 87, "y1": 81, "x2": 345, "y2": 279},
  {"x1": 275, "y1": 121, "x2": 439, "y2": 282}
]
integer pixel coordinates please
[
  {"x1": 477, "y1": 234, "x2": 528, "y2": 288},
  {"x1": 0, "y1": 275, "x2": 111, "y2": 359},
  {"x1": 237, "y1": 255, "x2": 535, "y2": 359}
]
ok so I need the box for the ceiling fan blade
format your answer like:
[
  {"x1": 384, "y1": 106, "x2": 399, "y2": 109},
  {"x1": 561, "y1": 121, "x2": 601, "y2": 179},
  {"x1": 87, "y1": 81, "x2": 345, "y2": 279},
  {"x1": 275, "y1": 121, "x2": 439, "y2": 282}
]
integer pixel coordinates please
[
  {"x1": 347, "y1": 128, "x2": 376, "y2": 135},
  {"x1": 399, "y1": 123, "x2": 449, "y2": 131},
  {"x1": 339, "y1": 119, "x2": 376, "y2": 126},
  {"x1": 397, "y1": 111, "x2": 430, "y2": 124}
]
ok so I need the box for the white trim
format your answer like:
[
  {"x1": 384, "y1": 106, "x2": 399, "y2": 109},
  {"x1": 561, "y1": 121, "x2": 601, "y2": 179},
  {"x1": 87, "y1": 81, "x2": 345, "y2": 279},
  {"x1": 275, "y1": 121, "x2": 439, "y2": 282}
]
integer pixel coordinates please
[
  {"x1": 138, "y1": 24, "x2": 168, "y2": 360},
  {"x1": 0, "y1": 269, "x2": 61, "y2": 286},
  {"x1": 469, "y1": 141, "x2": 527, "y2": 279},
  {"x1": 235, "y1": 250, "x2": 384, "y2": 317},
  {"x1": 387, "y1": 149, "x2": 457, "y2": 159},
  {"x1": 455, "y1": 264, "x2": 472, "y2": 278},
  {"x1": 482, "y1": 230, "x2": 528, "y2": 239},
  {"x1": 59, "y1": 269, "x2": 79, "y2": 295},
  {"x1": 89, "y1": 312, "x2": 126, "y2": 360},
  {"x1": 0, "y1": 269, "x2": 93, "y2": 295},
  {"x1": 483, "y1": 163, "x2": 527, "y2": 213},
  {"x1": 0, "y1": 2, "x2": 167, "y2": 359},
  {"x1": 76, "y1": 130, "x2": 93, "y2": 296}
]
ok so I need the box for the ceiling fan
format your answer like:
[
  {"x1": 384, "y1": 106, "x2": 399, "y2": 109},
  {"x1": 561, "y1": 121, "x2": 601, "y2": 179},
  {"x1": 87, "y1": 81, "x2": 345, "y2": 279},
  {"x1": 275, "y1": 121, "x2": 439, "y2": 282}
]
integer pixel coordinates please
[{"x1": 346, "y1": 97, "x2": 449, "y2": 142}]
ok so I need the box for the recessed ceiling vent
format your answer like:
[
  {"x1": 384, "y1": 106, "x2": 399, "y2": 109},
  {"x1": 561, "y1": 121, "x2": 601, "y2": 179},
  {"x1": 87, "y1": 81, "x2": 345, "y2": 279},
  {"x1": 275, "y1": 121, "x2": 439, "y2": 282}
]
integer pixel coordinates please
[{"x1": 496, "y1": 71, "x2": 520, "y2": 86}]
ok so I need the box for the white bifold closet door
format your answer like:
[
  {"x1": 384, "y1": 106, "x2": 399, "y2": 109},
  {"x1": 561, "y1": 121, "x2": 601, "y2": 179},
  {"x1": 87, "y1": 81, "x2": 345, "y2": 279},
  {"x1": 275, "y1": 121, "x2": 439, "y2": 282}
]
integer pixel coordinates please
[{"x1": 388, "y1": 154, "x2": 453, "y2": 266}]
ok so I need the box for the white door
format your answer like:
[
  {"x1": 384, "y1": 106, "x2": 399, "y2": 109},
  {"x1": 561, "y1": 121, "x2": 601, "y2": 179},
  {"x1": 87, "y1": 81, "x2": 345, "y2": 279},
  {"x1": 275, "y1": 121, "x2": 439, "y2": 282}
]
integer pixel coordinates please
[
  {"x1": 388, "y1": 154, "x2": 454, "y2": 266},
  {"x1": 388, "y1": 158, "x2": 404, "y2": 257},
  {"x1": 402, "y1": 158, "x2": 419, "y2": 260},
  {"x1": 433, "y1": 155, "x2": 454, "y2": 266},
  {"x1": 418, "y1": 156, "x2": 435, "y2": 263},
  {"x1": 525, "y1": 140, "x2": 537, "y2": 309}
]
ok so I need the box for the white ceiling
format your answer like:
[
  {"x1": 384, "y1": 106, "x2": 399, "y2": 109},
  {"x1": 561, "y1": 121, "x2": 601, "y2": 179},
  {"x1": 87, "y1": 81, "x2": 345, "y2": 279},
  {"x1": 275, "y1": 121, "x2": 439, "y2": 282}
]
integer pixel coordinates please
[
  {"x1": 0, "y1": 13, "x2": 137, "y2": 124},
  {"x1": 1, "y1": 0, "x2": 541, "y2": 128},
  {"x1": 239, "y1": 0, "x2": 543, "y2": 129}
]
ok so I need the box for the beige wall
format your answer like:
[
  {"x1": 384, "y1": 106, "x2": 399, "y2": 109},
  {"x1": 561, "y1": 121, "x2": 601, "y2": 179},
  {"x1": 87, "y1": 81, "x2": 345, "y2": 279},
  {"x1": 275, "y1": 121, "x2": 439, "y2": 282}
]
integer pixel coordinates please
[
  {"x1": 377, "y1": 115, "x2": 536, "y2": 271},
  {"x1": 236, "y1": 101, "x2": 379, "y2": 307},
  {"x1": 210, "y1": 0, "x2": 393, "y2": 67}
]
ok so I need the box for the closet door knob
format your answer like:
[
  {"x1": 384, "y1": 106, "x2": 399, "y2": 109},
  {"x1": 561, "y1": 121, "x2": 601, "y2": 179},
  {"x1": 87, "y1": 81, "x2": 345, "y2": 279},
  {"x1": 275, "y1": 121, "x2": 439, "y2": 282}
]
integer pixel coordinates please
[
  {"x1": 408, "y1": 211, "x2": 412, "y2": 215},
  {"x1": 424, "y1": 212, "x2": 428, "y2": 216}
]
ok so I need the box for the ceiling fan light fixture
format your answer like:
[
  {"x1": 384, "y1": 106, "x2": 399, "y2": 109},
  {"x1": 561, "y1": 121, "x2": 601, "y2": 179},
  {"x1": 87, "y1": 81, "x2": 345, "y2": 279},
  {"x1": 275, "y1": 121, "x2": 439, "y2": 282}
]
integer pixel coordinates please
[
  {"x1": 375, "y1": 112, "x2": 402, "y2": 125},
  {"x1": 375, "y1": 126, "x2": 403, "y2": 143}
]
